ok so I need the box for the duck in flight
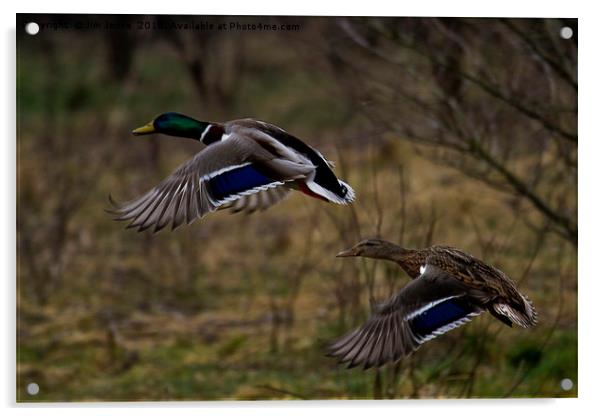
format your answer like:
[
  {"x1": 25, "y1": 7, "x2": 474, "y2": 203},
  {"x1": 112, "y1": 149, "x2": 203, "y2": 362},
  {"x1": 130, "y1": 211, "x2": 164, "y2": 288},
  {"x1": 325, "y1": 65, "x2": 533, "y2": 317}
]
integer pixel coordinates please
[
  {"x1": 328, "y1": 239, "x2": 537, "y2": 369},
  {"x1": 108, "y1": 112, "x2": 355, "y2": 232}
]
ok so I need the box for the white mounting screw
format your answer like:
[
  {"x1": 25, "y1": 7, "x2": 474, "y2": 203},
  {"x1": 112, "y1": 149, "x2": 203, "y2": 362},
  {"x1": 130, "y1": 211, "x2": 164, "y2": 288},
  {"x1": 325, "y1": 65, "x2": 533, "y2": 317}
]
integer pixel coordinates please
[
  {"x1": 25, "y1": 22, "x2": 40, "y2": 35},
  {"x1": 560, "y1": 26, "x2": 573, "y2": 40}
]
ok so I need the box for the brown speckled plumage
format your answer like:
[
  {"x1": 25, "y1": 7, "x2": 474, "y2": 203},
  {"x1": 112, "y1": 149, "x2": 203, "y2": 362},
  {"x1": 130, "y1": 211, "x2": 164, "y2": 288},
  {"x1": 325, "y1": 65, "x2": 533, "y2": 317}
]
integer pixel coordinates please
[{"x1": 330, "y1": 239, "x2": 537, "y2": 369}]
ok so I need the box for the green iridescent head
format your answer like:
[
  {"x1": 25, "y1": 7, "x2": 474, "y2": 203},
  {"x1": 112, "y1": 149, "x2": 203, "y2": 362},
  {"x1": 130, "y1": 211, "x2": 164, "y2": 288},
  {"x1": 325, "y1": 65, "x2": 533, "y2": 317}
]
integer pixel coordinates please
[{"x1": 132, "y1": 112, "x2": 209, "y2": 140}]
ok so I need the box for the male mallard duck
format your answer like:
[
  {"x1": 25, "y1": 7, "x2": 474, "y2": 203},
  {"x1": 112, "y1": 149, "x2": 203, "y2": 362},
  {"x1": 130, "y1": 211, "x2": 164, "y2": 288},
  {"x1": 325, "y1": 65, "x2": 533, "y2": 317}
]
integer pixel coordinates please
[
  {"x1": 328, "y1": 239, "x2": 537, "y2": 369},
  {"x1": 109, "y1": 112, "x2": 355, "y2": 232}
]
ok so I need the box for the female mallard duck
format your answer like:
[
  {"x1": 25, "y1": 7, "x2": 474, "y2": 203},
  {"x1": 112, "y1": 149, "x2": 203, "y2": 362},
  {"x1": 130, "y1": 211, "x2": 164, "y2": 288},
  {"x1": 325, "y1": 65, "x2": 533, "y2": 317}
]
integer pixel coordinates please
[
  {"x1": 328, "y1": 239, "x2": 537, "y2": 369},
  {"x1": 109, "y1": 112, "x2": 355, "y2": 232}
]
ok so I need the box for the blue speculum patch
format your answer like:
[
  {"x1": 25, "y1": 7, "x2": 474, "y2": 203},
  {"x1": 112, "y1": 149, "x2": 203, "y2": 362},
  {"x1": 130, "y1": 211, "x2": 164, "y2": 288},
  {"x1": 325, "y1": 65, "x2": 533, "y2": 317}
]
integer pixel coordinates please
[
  {"x1": 410, "y1": 299, "x2": 470, "y2": 337},
  {"x1": 207, "y1": 164, "x2": 275, "y2": 201}
]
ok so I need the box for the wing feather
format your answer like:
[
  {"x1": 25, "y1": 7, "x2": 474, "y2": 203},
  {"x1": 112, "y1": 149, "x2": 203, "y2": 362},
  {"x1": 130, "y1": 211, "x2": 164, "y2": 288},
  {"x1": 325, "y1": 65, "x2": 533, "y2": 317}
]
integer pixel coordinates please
[
  {"x1": 328, "y1": 265, "x2": 485, "y2": 368},
  {"x1": 109, "y1": 134, "x2": 309, "y2": 232}
]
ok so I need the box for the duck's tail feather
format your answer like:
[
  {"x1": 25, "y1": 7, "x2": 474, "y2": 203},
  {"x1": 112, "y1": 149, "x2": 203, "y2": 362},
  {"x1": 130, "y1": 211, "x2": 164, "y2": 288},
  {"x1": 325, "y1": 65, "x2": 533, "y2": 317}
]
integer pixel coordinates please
[
  {"x1": 492, "y1": 294, "x2": 538, "y2": 328},
  {"x1": 305, "y1": 179, "x2": 355, "y2": 205}
]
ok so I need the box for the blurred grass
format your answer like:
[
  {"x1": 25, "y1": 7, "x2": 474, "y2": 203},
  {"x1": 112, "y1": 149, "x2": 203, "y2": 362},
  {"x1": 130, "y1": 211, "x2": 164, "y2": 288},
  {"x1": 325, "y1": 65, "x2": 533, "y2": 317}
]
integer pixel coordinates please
[{"x1": 16, "y1": 16, "x2": 577, "y2": 401}]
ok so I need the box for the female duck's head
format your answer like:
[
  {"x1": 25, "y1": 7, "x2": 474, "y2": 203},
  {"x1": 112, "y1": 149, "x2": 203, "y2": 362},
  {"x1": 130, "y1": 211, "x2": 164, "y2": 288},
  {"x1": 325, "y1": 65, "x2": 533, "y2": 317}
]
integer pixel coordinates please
[
  {"x1": 336, "y1": 238, "x2": 408, "y2": 260},
  {"x1": 132, "y1": 112, "x2": 216, "y2": 142}
]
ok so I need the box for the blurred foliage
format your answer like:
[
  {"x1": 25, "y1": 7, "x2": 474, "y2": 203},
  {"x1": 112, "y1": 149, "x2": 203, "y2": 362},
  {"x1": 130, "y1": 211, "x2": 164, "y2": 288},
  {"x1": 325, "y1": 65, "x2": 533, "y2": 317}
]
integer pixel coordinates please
[{"x1": 16, "y1": 15, "x2": 576, "y2": 401}]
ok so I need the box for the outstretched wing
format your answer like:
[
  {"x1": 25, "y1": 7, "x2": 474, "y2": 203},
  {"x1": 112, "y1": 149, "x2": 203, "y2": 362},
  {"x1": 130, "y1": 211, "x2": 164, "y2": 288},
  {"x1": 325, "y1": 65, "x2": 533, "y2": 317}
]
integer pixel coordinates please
[
  {"x1": 328, "y1": 265, "x2": 485, "y2": 369},
  {"x1": 221, "y1": 186, "x2": 291, "y2": 214},
  {"x1": 108, "y1": 134, "x2": 313, "y2": 232}
]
